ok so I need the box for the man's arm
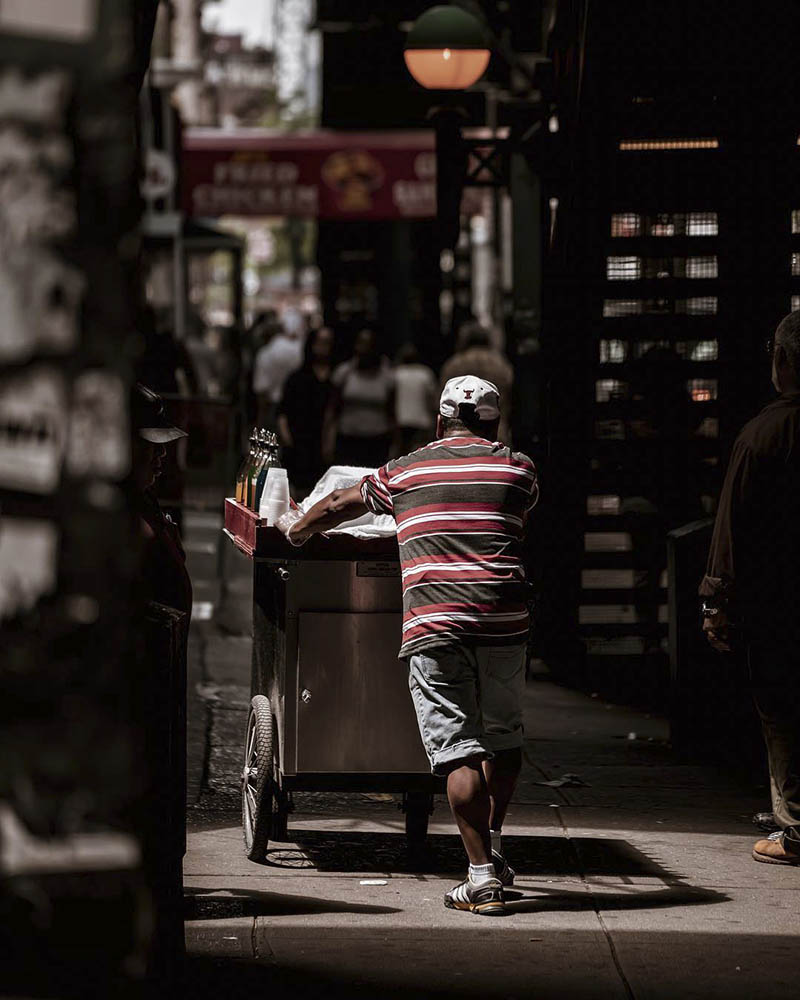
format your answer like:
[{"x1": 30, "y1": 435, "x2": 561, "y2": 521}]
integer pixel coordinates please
[
  {"x1": 699, "y1": 438, "x2": 755, "y2": 652},
  {"x1": 287, "y1": 484, "x2": 367, "y2": 544}
]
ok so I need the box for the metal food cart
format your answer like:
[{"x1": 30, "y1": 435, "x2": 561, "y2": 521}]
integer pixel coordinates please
[{"x1": 224, "y1": 499, "x2": 442, "y2": 862}]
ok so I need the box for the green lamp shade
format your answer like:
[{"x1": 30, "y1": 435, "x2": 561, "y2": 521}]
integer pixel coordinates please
[{"x1": 404, "y1": 5, "x2": 490, "y2": 89}]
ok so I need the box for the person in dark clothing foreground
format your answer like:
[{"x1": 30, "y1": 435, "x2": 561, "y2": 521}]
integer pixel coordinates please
[
  {"x1": 284, "y1": 376, "x2": 538, "y2": 914},
  {"x1": 132, "y1": 383, "x2": 192, "y2": 615},
  {"x1": 700, "y1": 311, "x2": 800, "y2": 865}
]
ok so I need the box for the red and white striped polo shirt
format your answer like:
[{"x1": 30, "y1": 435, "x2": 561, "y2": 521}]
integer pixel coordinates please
[{"x1": 360, "y1": 436, "x2": 539, "y2": 658}]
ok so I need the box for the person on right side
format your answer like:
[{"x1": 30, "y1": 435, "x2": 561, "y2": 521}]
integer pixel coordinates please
[{"x1": 700, "y1": 311, "x2": 800, "y2": 866}]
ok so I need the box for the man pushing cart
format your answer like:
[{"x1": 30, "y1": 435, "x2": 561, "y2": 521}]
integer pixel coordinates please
[{"x1": 284, "y1": 376, "x2": 539, "y2": 915}]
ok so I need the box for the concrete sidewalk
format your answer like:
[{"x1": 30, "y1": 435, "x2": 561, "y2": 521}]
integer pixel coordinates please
[
  {"x1": 181, "y1": 511, "x2": 796, "y2": 999},
  {"x1": 183, "y1": 673, "x2": 797, "y2": 1000}
]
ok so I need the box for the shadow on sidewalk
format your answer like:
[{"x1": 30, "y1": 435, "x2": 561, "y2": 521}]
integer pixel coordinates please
[
  {"x1": 261, "y1": 830, "x2": 686, "y2": 882},
  {"x1": 503, "y1": 882, "x2": 728, "y2": 914},
  {"x1": 184, "y1": 886, "x2": 401, "y2": 919}
]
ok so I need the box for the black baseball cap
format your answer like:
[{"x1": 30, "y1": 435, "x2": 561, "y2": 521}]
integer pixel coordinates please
[{"x1": 132, "y1": 383, "x2": 187, "y2": 444}]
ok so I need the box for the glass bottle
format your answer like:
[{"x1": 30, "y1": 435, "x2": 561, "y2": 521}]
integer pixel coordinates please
[
  {"x1": 269, "y1": 430, "x2": 282, "y2": 469},
  {"x1": 254, "y1": 431, "x2": 278, "y2": 511},
  {"x1": 235, "y1": 428, "x2": 258, "y2": 503},
  {"x1": 246, "y1": 429, "x2": 267, "y2": 510}
]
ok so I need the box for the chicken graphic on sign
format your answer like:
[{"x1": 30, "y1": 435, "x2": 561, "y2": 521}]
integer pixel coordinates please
[{"x1": 321, "y1": 149, "x2": 385, "y2": 212}]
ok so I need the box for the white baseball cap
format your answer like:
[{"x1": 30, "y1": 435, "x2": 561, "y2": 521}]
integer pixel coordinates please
[{"x1": 439, "y1": 375, "x2": 501, "y2": 421}]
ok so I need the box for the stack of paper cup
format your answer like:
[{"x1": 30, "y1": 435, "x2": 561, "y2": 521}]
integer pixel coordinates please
[{"x1": 259, "y1": 468, "x2": 290, "y2": 525}]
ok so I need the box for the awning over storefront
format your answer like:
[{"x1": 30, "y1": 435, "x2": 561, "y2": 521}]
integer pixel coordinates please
[{"x1": 181, "y1": 129, "x2": 438, "y2": 220}]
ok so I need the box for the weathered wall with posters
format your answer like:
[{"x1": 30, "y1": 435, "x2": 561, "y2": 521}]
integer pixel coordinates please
[{"x1": 0, "y1": 1, "x2": 149, "y2": 994}]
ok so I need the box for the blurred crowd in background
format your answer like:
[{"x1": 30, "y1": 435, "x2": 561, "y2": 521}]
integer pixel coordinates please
[{"x1": 135, "y1": 306, "x2": 516, "y2": 501}]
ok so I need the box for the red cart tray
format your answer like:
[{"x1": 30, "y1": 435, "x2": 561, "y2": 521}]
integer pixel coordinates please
[{"x1": 223, "y1": 498, "x2": 399, "y2": 560}]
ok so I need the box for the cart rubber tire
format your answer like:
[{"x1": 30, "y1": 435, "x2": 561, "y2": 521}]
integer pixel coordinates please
[
  {"x1": 405, "y1": 791, "x2": 432, "y2": 848},
  {"x1": 242, "y1": 696, "x2": 274, "y2": 863}
]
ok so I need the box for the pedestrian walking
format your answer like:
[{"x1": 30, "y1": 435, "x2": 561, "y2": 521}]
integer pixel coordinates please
[
  {"x1": 701, "y1": 311, "x2": 800, "y2": 865},
  {"x1": 277, "y1": 325, "x2": 335, "y2": 496},
  {"x1": 325, "y1": 327, "x2": 395, "y2": 469},
  {"x1": 285, "y1": 375, "x2": 539, "y2": 914},
  {"x1": 441, "y1": 321, "x2": 514, "y2": 445},
  {"x1": 252, "y1": 320, "x2": 303, "y2": 429},
  {"x1": 393, "y1": 342, "x2": 438, "y2": 455}
]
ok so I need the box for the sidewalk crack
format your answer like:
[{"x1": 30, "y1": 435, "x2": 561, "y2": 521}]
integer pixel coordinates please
[
  {"x1": 594, "y1": 909, "x2": 636, "y2": 1000},
  {"x1": 554, "y1": 805, "x2": 636, "y2": 1000},
  {"x1": 252, "y1": 916, "x2": 277, "y2": 964}
]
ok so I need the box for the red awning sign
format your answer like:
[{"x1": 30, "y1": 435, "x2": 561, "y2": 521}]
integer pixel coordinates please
[{"x1": 182, "y1": 129, "x2": 438, "y2": 220}]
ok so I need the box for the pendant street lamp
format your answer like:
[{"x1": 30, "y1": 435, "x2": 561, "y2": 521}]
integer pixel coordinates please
[{"x1": 404, "y1": 5, "x2": 490, "y2": 90}]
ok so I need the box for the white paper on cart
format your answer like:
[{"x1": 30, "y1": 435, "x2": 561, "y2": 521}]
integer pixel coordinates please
[{"x1": 297, "y1": 465, "x2": 396, "y2": 538}]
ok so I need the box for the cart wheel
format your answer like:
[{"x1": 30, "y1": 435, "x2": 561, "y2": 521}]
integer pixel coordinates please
[
  {"x1": 242, "y1": 696, "x2": 275, "y2": 862},
  {"x1": 404, "y1": 791, "x2": 433, "y2": 848},
  {"x1": 271, "y1": 789, "x2": 291, "y2": 843},
  {"x1": 271, "y1": 782, "x2": 293, "y2": 843}
]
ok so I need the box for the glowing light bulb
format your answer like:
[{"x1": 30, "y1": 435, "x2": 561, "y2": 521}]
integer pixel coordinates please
[{"x1": 403, "y1": 6, "x2": 490, "y2": 90}]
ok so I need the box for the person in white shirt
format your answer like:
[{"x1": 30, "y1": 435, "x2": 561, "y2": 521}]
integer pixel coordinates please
[
  {"x1": 393, "y1": 342, "x2": 438, "y2": 454},
  {"x1": 252, "y1": 324, "x2": 303, "y2": 427},
  {"x1": 324, "y1": 328, "x2": 395, "y2": 469}
]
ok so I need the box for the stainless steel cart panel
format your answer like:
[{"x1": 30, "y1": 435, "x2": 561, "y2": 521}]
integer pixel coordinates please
[
  {"x1": 287, "y1": 559, "x2": 402, "y2": 612},
  {"x1": 295, "y1": 611, "x2": 428, "y2": 774},
  {"x1": 229, "y1": 517, "x2": 442, "y2": 857}
]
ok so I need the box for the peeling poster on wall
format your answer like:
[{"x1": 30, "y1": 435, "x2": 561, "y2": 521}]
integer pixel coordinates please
[
  {"x1": 0, "y1": 67, "x2": 83, "y2": 363},
  {"x1": 0, "y1": 517, "x2": 59, "y2": 622},
  {"x1": 0, "y1": 366, "x2": 67, "y2": 494},
  {"x1": 66, "y1": 370, "x2": 130, "y2": 480}
]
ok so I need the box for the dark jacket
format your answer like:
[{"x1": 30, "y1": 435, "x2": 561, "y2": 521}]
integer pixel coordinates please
[
  {"x1": 138, "y1": 491, "x2": 193, "y2": 615},
  {"x1": 700, "y1": 392, "x2": 800, "y2": 641}
]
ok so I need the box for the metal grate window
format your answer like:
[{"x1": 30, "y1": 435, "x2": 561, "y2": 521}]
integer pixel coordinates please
[
  {"x1": 609, "y1": 212, "x2": 720, "y2": 237},
  {"x1": 792, "y1": 253, "x2": 800, "y2": 277},
  {"x1": 686, "y1": 212, "x2": 719, "y2": 236},
  {"x1": 607, "y1": 256, "x2": 642, "y2": 280},
  {"x1": 587, "y1": 495, "x2": 621, "y2": 516},
  {"x1": 695, "y1": 417, "x2": 719, "y2": 438},
  {"x1": 611, "y1": 213, "x2": 642, "y2": 237},
  {"x1": 603, "y1": 299, "x2": 643, "y2": 316},
  {"x1": 585, "y1": 532, "x2": 633, "y2": 552},
  {"x1": 630, "y1": 212, "x2": 720, "y2": 237},
  {"x1": 627, "y1": 256, "x2": 720, "y2": 279},
  {"x1": 688, "y1": 378, "x2": 718, "y2": 402},
  {"x1": 682, "y1": 296, "x2": 718, "y2": 315},
  {"x1": 792, "y1": 210, "x2": 800, "y2": 235},
  {"x1": 649, "y1": 215, "x2": 676, "y2": 237},
  {"x1": 599, "y1": 339, "x2": 627, "y2": 363},
  {"x1": 603, "y1": 297, "x2": 718, "y2": 316},
  {"x1": 595, "y1": 379, "x2": 628, "y2": 402},
  {"x1": 685, "y1": 256, "x2": 718, "y2": 279},
  {"x1": 683, "y1": 340, "x2": 719, "y2": 361},
  {"x1": 792, "y1": 296, "x2": 800, "y2": 312}
]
